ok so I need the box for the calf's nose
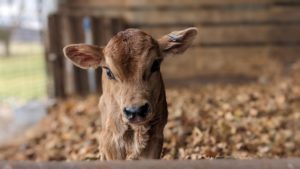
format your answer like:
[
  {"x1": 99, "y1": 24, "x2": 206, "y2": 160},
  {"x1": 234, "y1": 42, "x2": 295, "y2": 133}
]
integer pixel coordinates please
[{"x1": 123, "y1": 103, "x2": 149, "y2": 120}]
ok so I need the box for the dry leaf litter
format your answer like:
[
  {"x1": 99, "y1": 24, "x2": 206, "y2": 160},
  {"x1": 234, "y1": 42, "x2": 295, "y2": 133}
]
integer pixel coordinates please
[{"x1": 0, "y1": 75, "x2": 300, "y2": 161}]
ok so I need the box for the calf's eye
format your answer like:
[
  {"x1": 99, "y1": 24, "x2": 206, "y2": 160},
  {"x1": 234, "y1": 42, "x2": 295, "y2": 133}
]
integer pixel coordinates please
[
  {"x1": 105, "y1": 68, "x2": 115, "y2": 80},
  {"x1": 151, "y1": 60, "x2": 161, "y2": 73}
]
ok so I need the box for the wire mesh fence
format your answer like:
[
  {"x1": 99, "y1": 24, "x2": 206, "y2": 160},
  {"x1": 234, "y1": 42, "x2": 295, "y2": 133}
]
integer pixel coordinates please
[{"x1": 0, "y1": 42, "x2": 46, "y2": 102}]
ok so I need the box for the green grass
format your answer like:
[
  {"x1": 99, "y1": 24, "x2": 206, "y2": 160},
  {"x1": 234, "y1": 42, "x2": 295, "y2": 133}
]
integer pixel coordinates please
[{"x1": 0, "y1": 43, "x2": 46, "y2": 101}]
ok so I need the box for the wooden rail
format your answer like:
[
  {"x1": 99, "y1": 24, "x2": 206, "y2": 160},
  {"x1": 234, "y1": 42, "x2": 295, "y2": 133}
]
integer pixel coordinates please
[{"x1": 1, "y1": 159, "x2": 300, "y2": 169}]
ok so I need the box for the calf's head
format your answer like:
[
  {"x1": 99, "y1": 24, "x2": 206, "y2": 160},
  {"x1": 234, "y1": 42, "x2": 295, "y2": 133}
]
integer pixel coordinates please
[{"x1": 63, "y1": 28, "x2": 198, "y2": 125}]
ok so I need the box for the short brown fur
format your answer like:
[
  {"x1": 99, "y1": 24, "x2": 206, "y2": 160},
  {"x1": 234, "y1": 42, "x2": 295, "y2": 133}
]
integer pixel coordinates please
[{"x1": 63, "y1": 27, "x2": 198, "y2": 160}]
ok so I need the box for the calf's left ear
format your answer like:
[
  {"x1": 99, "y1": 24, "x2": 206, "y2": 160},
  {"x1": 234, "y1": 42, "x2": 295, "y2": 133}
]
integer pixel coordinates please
[
  {"x1": 63, "y1": 44, "x2": 104, "y2": 69},
  {"x1": 158, "y1": 27, "x2": 198, "y2": 55}
]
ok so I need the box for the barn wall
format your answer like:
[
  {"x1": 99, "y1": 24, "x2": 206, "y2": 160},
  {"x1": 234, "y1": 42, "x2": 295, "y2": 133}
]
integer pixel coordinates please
[
  {"x1": 58, "y1": 0, "x2": 300, "y2": 78},
  {"x1": 47, "y1": 0, "x2": 300, "y2": 96}
]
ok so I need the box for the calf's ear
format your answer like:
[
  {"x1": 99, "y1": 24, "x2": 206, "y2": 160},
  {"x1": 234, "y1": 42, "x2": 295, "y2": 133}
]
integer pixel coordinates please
[
  {"x1": 63, "y1": 44, "x2": 104, "y2": 69},
  {"x1": 158, "y1": 27, "x2": 198, "y2": 56}
]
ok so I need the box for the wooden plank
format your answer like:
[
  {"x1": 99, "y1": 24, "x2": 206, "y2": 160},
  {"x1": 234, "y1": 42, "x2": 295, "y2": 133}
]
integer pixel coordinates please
[
  {"x1": 60, "y1": 15, "x2": 76, "y2": 96},
  {"x1": 63, "y1": 0, "x2": 126, "y2": 8},
  {"x1": 197, "y1": 46, "x2": 300, "y2": 57},
  {"x1": 91, "y1": 16, "x2": 105, "y2": 94},
  {"x1": 91, "y1": 17, "x2": 105, "y2": 46},
  {"x1": 126, "y1": 0, "x2": 274, "y2": 7},
  {"x1": 161, "y1": 46, "x2": 300, "y2": 78},
  {"x1": 61, "y1": 0, "x2": 296, "y2": 12},
  {"x1": 91, "y1": 17, "x2": 115, "y2": 94},
  {"x1": 162, "y1": 47, "x2": 267, "y2": 79},
  {"x1": 59, "y1": 0, "x2": 300, "y2": 17},
  {"x1": 139, "y1": 25, "x2": 300, "y2": 45},
  {"x1": 126, "y1": 9, "x2": 271, "y2": 25},
  {"x1": 126, "y1": 7, "x2": 300, "y2": 25},
  {"x1": 59, "y1": 0, "x2": 300, "y2": 23},
  {"x1": 111, "y1": 18, "x2": 126, "y2": 35},
  {"x1": 59, "y1": 8, "x2": 125, "y2": 17},
  {"x1": 2, "y1": 159, "x2": 300, "y2": 169},
  {"x1": 47, "y1": 14, "x2": 66, "y2": 98},
  {"x1": 197, "y1": 25, "x2": 300, "y2": 44},
  {"x1": 65, "y1": 0, "x2": 300, "y2": 8},
  {"x1": 125, "y1": 10, "x2": 191, "y2": 25},
  {"x1": 270, "y1": 47, "x2": 300, "y2": 69},
  {"x1": 68, "y1": 16, "x2": 90, "y2": 96},
  {"x1": 271, "y1": 7, "x2": 300, "y2": 23},
  {"x1": 269, "y1": 25, "x2": 300, "y2": 43},
  {"x1": 64, "y1": 0, "x2": 272, "y2": 10},
  {"x1": 90, "y1": 17, "x2": 126, "y2": 94}
]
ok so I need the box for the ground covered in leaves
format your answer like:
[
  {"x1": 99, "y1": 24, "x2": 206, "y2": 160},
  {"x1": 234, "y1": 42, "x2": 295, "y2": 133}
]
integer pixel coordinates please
[{"x1": 0, "y1": 74, "x2": 300, "y2": 161}]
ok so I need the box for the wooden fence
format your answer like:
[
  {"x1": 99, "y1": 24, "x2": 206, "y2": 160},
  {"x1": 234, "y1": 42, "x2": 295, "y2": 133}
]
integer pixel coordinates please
[
  {"x1": 124, "y1": 0, "x2": 300, "y2": 78},
  {"x1": 46, "y1": 0, "x2": 300, "y2": 97}
]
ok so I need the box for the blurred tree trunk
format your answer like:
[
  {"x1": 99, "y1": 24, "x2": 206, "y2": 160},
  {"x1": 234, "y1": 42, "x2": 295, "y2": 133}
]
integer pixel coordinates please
[
  {"x1": 4, "y1": 37, "x2": 10, "y2": 56},
  {"x1": 0, "y1": 29, "x2": 11, "y2": 57},
  {"x1": 0, "y1": 0, "x2": 25, "y2": 57}
]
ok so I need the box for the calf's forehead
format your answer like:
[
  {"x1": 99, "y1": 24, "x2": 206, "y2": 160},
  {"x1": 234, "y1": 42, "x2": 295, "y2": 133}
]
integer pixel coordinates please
[{"x1": 103, "y1": 29, "x2": 160, "y2": 79}]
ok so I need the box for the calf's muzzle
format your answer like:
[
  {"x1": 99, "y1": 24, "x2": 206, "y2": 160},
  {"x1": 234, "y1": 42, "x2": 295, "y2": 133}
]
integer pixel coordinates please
[{"x1": 123, "y1": 103, "x2": 150, "y2": 123}]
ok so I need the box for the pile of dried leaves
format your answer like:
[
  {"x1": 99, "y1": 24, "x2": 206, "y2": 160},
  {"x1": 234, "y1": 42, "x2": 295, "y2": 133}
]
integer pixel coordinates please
[{"x1": 0, "y1": 76, "x2": 300, "y2": 161}]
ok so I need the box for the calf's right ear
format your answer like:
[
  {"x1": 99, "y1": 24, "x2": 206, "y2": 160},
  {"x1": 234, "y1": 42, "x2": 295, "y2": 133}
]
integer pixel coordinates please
[
  {"x1": 158, "y1": 27, "x2": 198, "y2": 56},
  {"x1": 63, "y1": 44, "x2": 104, "y2": 69}
]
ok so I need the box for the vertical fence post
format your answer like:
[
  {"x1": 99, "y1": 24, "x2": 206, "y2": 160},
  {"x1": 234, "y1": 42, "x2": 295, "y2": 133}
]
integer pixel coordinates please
[
  {"x1": 47, "y1": 14, "x2": 66, "y2": 98},
  {"x1": 91, "y1": 16, "x2": 105, "y2": 94},
  {"x1": 68, "y1": 15, "x2": 90, "y2": 96},
  {"x1": 91, "y1": 17, "x2": 126, "y2": 94}
]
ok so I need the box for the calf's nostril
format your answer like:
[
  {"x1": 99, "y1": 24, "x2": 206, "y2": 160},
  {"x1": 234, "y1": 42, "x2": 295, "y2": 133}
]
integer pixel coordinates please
[
  {"x1": 126, "y1": 112, "x2": 135, "y2": 120},
  {"x1": 123, "y1": 108, "x2": 134, "y2": 119},
  {"x1": 139, "y1": 103, "x2": 149, "y2": 116},
  {"x1": 123, "y1": 103, "x2": 150, "y2": 119}
]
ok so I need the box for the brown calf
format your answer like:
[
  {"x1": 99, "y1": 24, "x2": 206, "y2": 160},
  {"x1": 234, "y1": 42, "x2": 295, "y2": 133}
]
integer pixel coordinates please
[{"x1": 63, "y1": 27, "x2": 198, "y2": 160}]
